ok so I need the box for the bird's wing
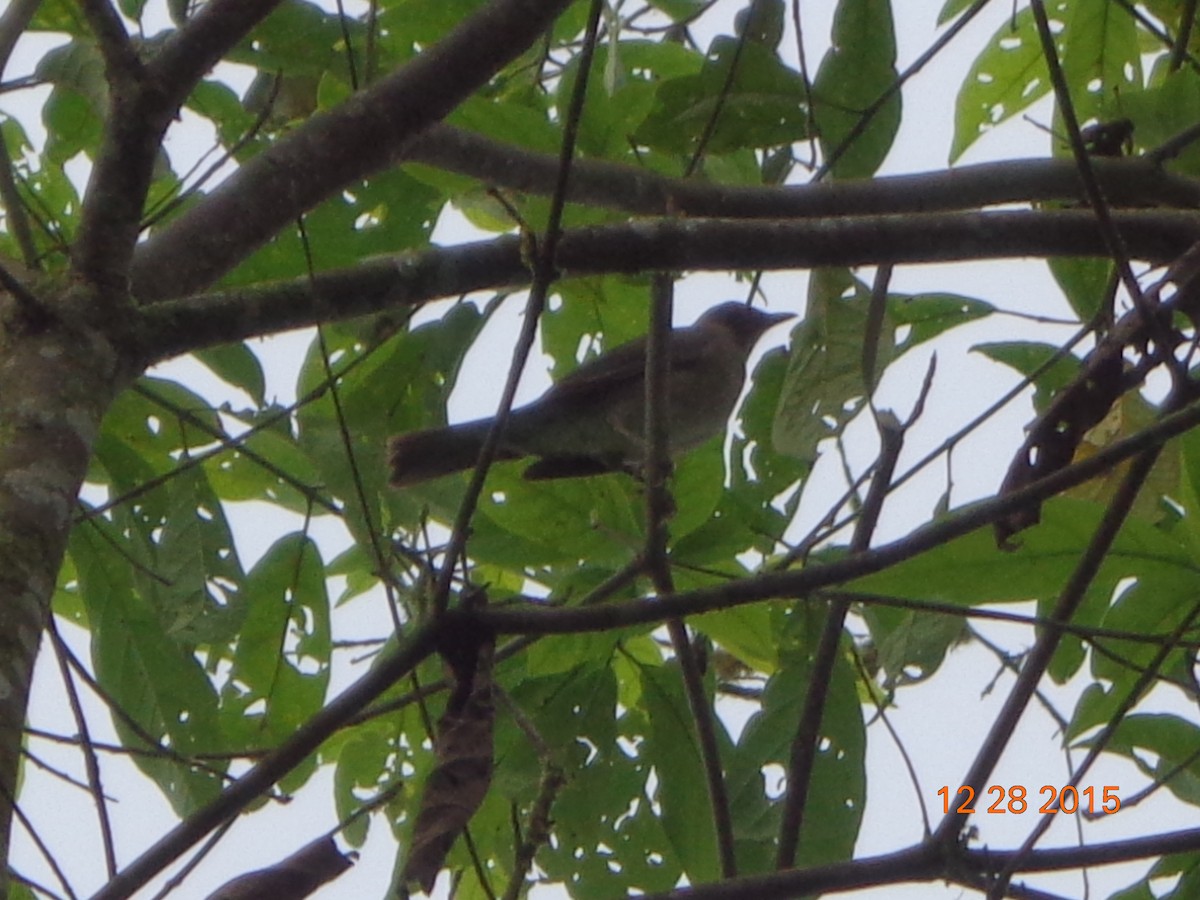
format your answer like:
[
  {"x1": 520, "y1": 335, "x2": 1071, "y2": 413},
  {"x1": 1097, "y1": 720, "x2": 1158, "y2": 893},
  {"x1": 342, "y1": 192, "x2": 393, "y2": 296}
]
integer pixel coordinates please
[{"x1": 544, "y1": 329, "x2": 712, "y2": 406}]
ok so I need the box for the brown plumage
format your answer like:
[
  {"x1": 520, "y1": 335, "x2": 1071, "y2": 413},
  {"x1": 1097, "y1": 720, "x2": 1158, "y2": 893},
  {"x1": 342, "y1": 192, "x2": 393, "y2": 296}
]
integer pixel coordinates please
[{"x1": 388, "y1": 302, "x2": 793, "y2": 487}]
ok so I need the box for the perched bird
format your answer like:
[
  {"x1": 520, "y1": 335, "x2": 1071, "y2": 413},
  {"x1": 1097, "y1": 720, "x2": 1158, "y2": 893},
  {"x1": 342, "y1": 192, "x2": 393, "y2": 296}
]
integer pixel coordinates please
[{"x1": 388, "y1": 302, "x2": 794, "y2": 487}]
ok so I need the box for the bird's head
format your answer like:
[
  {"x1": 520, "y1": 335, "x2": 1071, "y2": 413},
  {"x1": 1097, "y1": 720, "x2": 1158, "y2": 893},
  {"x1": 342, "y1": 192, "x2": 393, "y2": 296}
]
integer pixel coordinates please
[{"x1": 699, "y1": 302, "x2": 795, "y2": 351}]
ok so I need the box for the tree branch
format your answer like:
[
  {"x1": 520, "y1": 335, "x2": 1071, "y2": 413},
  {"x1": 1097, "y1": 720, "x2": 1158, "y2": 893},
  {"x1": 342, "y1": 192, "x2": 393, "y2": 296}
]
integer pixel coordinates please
[
  {"x1": 629, "y1": 824, "x2": 1200, "y2": 900},
  {"x1": 129, "y1": 0, "x2": 575, "y2": 303},
  {"x1": 89, "y1": 620, "x2": 440, "y2": 900},
  {"x1": 403, "y1": 127, "x2": 1200, "y2": 218},
  {"x1": 70, "y1": 0, "x2": 173, "y2": 292},
  {"x1": 134, "y1": 208, "x2": 1200, "y2": 363},
  {"x1": 149, "y1": 0, "x2": 284, "y2": 107},
  {"x1": 462, "y1": 392, "x2": 1200, "y2": 638},
  {"x1": 0, "y1": 0, "x2": 42, "y2": 79},
  {"x1": 777, "y1": 398, "x2": 905, "y2": 868},
  {"x1": 76, "y1": 0, "x2": 143, "y2": 87}
]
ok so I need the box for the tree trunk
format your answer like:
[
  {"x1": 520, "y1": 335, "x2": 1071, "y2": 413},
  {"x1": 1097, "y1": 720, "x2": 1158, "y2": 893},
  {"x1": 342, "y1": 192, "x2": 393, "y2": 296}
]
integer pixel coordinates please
[{"x1": 0, "y1": 287, "x2": 130, "y2": 888}]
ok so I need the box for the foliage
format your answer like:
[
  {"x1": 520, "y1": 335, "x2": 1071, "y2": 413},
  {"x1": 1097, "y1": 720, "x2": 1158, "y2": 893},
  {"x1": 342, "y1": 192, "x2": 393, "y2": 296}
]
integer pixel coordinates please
[{"x1": 4, "y1": 0, "x2": 1200, "y2": 898}]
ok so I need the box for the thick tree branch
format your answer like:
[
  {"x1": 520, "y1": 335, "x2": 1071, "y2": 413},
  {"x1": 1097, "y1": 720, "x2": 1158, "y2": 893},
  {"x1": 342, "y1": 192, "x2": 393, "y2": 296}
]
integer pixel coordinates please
[
  {"x1": 77, "y1": 0, "x2": 143, "y2": 86},
  {"x1": 403, "y1": 127, "x2": 1200, "y2": 218},
  {"x1": 70, "y1": 0, "x2": 173, "y2": 293},
  {"x1": 134, "y1": 208, "x2": 1200, "y2": 363},
  {"x1": 634, "y1": 825, "x2": 1200, "y2": 900},
  {"x1": 0, "y1": 0, "x2": 42, "y2": 78},
  {"x1": 129, "y1": 0, "x2": 575, "y2": 303},
  {"x1": 150, "y1": 0, "x2": 284, "y2": 106}
]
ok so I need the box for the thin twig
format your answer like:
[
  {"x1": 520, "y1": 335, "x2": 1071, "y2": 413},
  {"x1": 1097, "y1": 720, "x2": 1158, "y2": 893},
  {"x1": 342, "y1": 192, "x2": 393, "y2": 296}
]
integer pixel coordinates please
[
  {"x1": 148, "y1": 820, "x2": 234, "y2": 900},
  {"x1": 643, "y1": 275, "x2": 737, "y2": 877},
  {"x1": 1029, "y1": 1, "x2": 1175, "y2": 380},
  {"x1": 777, "y1": 406, "x2": 904, "y2": 868},
  {"x1": 683, "y1": 22, "x2": 750, "y2": 177},
  {"x1": 470, "y1": 393, "x2": 1200, "y2": 637},
  {"x1": 790, "y1": 0, "x2": 818, "y2": 167},
  {"x1": 932, "y1": 415, "x2": 1169, "y2": 851},
  {"x1": 293, "y1": 217, "x2": 407, "y2": 632},
  {"x1": 849, "y1": 645, "x2": 930, "y2": 836},
  {"x1": 131, "y1": 382, "x2": 338, "y2": 514},
  {"x1": 990, "y1": 592, "x2": 1200, "y2": 897},
  {"x1": 431, "y1": 0, "x2": 606, "y2": 615},
  {"x1": 333, "y1": 0, "x2": 359, "y2": 90},
  {"x1": 90, "y1": 621, "x2": 439, "y2": 900},
  {"x1": 1169, "y1": 0, "x2": 1200, "y2": 73},
  {"x1": 6, "y1": 787, "x2": 79, "y2": 899},
  {"x1": 498, "y1": 689, "x2": 563, "y2": 900},
  {"x1": 47, "y1": 620, "x2": 117, "y2": 878}
]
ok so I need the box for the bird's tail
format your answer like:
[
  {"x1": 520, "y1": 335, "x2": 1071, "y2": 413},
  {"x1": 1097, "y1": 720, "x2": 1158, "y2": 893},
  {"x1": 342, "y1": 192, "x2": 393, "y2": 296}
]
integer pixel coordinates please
[{"x1": 388, "y1": 419, "x2": 519, "y2": 487}]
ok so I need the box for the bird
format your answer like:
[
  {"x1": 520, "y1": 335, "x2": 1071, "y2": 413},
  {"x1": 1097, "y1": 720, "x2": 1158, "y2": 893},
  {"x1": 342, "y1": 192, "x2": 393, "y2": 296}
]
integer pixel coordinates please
[{"x1": 388, "y1": 302, "x2": 794, "y2": 487}]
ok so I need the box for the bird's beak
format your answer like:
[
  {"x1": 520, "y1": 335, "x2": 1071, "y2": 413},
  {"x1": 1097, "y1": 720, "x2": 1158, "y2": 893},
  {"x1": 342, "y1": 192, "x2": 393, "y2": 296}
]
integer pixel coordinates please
[{"x1": 763, "y1": 310, "x2": 796, "y2": 330}]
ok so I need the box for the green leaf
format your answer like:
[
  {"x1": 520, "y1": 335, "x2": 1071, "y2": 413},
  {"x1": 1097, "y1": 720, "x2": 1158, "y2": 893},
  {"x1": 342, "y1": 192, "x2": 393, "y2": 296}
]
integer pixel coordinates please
[
  {"x1": 772, "y1": 270, "x2": 879, "y2": 462},
  {"x1": 230, "y1": 0, "x2": 356, "y2": 77},
  {"x1": 647, "y1": 0, "x2": 708, "y2": 21},
  {"x1": 475, "y1": 468, "x2": 642, "y2": 567},
  {"x1": 42, "y1": 82, "x2": 105, "y2": 166},
  {"x1": 187, "y1": 79, "x2": 258, "y2": 150},
  {"x1": 204, "y1": 410, "x2": 324, "y2": 512},
  {"x1": 637, "y1": 660, "x2": 722, "y2": 884},
  {"x1": 144, "y1": 469, "x2": 241, "y2": 645},
  {"x1": 735, "y1": 0, "x2": 786, "y2": 51},
  {"x1": 1046, "y1": 257, "x2": 1112, "y2": 321},
  {"x1": 812, "y1": 0, "x2": 900, "y2": 178},
  {"x1": 736, "y1": 346, "x2": 810, "y2": 500},
  {"x1": 891, "y1": 292, "x2": 994, "y2": 353},
  {"x1": 1122, "y1": 69, "x2": 1200, "y2": 177},
  {"x1": 525, "y1": 664, "x2": 682, "y2": 894},
  {"x1": 193, "y1": 343, "x2": 267, "y2": 405},
  {"x1": 1097, "y1": 714, "x2": 1200, "y2": 806},
  {"x1": 71, "y1": 523, "x2": 227, "y2": 816},
  {"x1": 972, "y1": 340, "x2": 1080, "y2": 412},
  {"x1": 727, "y1": 627, "x2": 865, "y2": 873},
  {"x1": 937, "y1": 0, "x2": 977, "y2": 25},
  {"x1": 861, "y1": 606, "x2": 967, "y2": 686},
  {"x1": 330, "y1": 725, "x2": 395, "y2": 848},
  {"x1": 543, "y1": 278, "x2": 650, "y2": 383},
  {"x1": 557, "y1": 45, "x2": 657, "y2": 157},
  {"x1": 296, "y1": 303, "x2": 487, "y2": 541},
  {"x1": 118, "y1": 0, "x2": 147, "y2": 19},
  {"x1": 450, "y1": 93, "x2": 559, "y2": 154},
  {"x1": 851, "y1": 498, "x2": 1193, "y2": 606},
  {"x1": 951, "y1": 5, "x2": 1052, "y2": 162},
  {"x1": 1092, "y1": 574, "x2": 1200, "y2": 684},
  {"x1": 29, "y1": 0, "x2": 89, "y2": 33},
  {"x1": 635, "y1": 37, "x2": 810, "y2": 155},
  {"x1": 229, "y1": 533, "x2": 330, "y2": 758},
  {"x1": 693, "y1": 604, "x2": 779, "y2": 674},
  {"x1": 1057, "y1": 0, "x2": 1140, "y2": 129},
  {"x1": 225, "y1": 166, "x2": 442, "y2": 286},
  {"x1": 35, "y1": 40, "x2": 107, "y2": 110}
]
